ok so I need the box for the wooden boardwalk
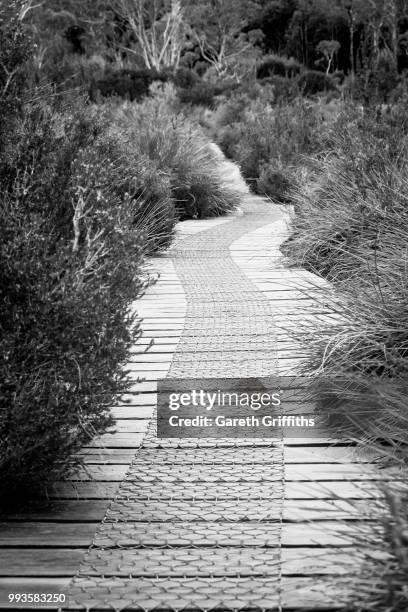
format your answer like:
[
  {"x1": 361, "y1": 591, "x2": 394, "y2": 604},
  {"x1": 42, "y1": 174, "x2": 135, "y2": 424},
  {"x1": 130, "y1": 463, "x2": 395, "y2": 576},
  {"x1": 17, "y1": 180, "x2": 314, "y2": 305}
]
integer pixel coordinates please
[{"x1": 0, "y1": 197, "x2": 392, "y2": 610}]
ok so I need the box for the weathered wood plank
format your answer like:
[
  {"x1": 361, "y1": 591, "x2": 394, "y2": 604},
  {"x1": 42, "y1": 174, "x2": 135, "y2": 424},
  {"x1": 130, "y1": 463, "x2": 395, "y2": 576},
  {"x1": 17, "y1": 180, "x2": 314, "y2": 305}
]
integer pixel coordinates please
[
  {"x1": 283, "y1": 499, "x2": 382, "y2": 521},
  {"x1": 285, "y1": 463, "x2": 392, "y2": 481},
  {"x1": 88, "y1": 433, "x2": 144, "y2": 448},
  {"x1": 0, "y1": 501, "x2": 108, "y2": 522},
  {"x1": 45, "y1": 480, "x2": 383, "y2": 501},
  {"x1": 79, "y1": 448, "x2": 137, "y2": 463},
  {"x1": 45, "y1": 482, "x2": 119, "y2": 499},
  {"x1": 0, "y1": 523, "x2": 97, "y2": 546},
  {"x1": 68, "y1": 465, "x2": 128, "y2": 481},
  {"x1": 285, "y1": 446, "x2": 376, "y2": 463},
  {"x1": 110, "y1": 406, "x2": 153, "y2": 419},
  {"x1": 285, "y1": 481, "x2": 385, "y2": 499},
  {"x1": 0, "y1": 550, "x2": 85, "y2": 576}
]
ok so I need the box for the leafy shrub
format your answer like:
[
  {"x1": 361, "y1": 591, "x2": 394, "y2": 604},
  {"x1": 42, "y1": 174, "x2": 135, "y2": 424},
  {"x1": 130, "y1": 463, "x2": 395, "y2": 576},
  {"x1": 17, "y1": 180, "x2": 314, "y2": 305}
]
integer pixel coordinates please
[
  {"x1": 258, "y1": 75, "x2": 298, "y2": 102},
  {"x1": 297, "y1": 70, "x2": 338, "y2": 95},
  {"x1": 90, "y1": 68, "x2": 169, "y2": 102},
  {"x1": 257, "y1": 54, "x2": 302, "y2": 79},
  {"x1": 109, "y1": 89, "x2": 240, "y2": 219},
  {"x1": 256, "y1": 162, "x2": 293, "y2": 202},
  {"x1": 171, "y1": 67, "x2": 201, "y2": 89},
  {"x1": 178, "y1": 79, "x2": 239, "y2": 109},
  {"x1": 0, "y1": 99, "x2": 155, "y2": 499},
  {"x1": 213, "y1": 93, "x2": 325, "y2": 186}
]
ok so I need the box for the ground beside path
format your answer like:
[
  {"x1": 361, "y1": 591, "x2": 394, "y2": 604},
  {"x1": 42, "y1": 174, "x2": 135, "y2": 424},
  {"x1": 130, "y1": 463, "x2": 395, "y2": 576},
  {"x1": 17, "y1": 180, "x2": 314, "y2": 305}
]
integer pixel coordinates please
[{"x1": 0, "y1": 194, "x2": 390, "y2": 610}]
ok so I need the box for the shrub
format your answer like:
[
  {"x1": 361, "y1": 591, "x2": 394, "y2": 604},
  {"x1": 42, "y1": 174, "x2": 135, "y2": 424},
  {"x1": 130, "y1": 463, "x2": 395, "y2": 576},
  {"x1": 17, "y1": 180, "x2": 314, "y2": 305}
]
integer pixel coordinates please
[
  {"x1": 282, "y1": 110, "x2": 408, "y2": 282},
  {"x1": 281, "y1": 105, "x2": 408, "y2": 611},
  {"x1": 0, "y1": 8, "x2": 241, "y2": 501},
  {"x1": 297, "y1": 70, "x2": 338, "y2": 95},
  {"x1": 213, "y1": 93, "x2": 325, "y2": 186},
  {"x1": 256, "y1": 162, "x2": 294, "y2": 202},
  {"x1": 257, "y1": 54, "x2": 302, "y2": 79},
  {"x1": 90, "y1": 68, "x2": 169, "y2": 102},
  {"x1": 0, "y1": 100, "x2": 153, "y2": 499},
  {"x1": 258, "y1": 75, "x2": 299, "y2": 102},
  {"x1": 178, "y1": 79, "x2": 239, "y2": 109},
  {"x1": 171, "y1": 67, "x2": 201, "y2": 89},
  {"x1": 109, "y1": 90, "x2": 240, "y2": 219}
]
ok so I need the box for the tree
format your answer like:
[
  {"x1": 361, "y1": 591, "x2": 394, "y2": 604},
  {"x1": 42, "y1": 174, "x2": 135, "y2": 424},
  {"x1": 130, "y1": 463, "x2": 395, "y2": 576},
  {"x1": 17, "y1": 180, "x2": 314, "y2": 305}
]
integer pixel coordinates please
[
  {"x1": 316, "y1": 39, "x2": 340, "y2": 73},
  {"x1": 187, "y1": 0, "x2": 263, "y2": 78},
  {"x1": 113, "y1": 0, "x2": 187, "y2": 71}
]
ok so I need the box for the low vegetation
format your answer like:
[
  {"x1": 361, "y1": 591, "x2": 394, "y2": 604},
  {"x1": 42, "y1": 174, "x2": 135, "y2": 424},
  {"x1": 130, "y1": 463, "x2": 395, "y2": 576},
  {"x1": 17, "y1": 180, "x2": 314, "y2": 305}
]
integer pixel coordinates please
[
  {"x1": 0, "y1": 8, "x2": 238, "y2": 500},
  {"x1": 281, "y1": 108, "x2": 408, "y2": 610}
]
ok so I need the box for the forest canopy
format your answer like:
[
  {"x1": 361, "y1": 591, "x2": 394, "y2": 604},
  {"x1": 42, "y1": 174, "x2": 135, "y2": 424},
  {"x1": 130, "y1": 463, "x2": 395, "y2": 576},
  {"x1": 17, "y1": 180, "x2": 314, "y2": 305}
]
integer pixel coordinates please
[{"x1": 23, "y1": 0, "x2": 408, "y2": 79}]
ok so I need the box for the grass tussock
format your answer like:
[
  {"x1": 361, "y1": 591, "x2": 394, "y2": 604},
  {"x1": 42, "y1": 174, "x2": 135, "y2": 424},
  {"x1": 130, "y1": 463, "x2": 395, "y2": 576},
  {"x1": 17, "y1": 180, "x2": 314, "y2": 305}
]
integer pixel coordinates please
[
  {"x1": 206, "y1": 87, "x2": 334, "y2": 201},
  {"x1": 282, "y1": 108, "x2": 408, "y2": 611}
]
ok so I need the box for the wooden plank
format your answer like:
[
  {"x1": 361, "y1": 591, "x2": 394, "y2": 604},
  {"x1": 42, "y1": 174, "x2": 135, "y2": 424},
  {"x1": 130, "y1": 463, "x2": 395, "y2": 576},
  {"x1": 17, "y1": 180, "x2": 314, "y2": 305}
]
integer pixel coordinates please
[
  {"x1": 285, "y1": 481, "x2": 384, "y2": 499},
  {"x1": 285, "y1": 463, "x2": 392, "y2": 481},
  {"x1": 284, "y1": 446, "x2": 376, "y2": 464},
  {"x1": 130, "y1": 344, "x2": 178, "y2": 353},
  {"x1": 116, "y1": 393, "x2": 157, "y2": 405},
  {"x1": 132, "y1": 338, "x2": 179, "y2": 346},
  {"x1": 0, "y1": 501, "x2": 107, "y2": 522},
  {"x1": 111, "y1": 406, "x2": 153, "y2": 419},
  {"x1": 0, "y1": 549, "x2": 85, "y2": 576},
  {"x1": 68, "y1": 465, "x2": 128, "y2": 481},
  {"x1": 282, "y1": 521, "x2": 375, "y2": 547},
  {"x1": 88, "y1": 433, "x2": 144, "y2": 448},
  {"x1": 79, "y1": 448, "x2": 137, "y2": 463},
  {"x1": 283, "y1": 499, "x2": 382, "y2": 521},
  {"x1": 125, "y1": 365, "x2": 169, "y2": 374},
  {"x1": 0, "y1": 523, "x2": 97, "y2": 546},
  {"x1": 67, "y1": 462, "x2": 393, "y2": 484},
  {"x1": 46, "y1": 482, "x2": 118, "y2": 499},
  {"x1": 126, "y1": 353, "x2": 176, "y2": 362},
  {"x1": 281, "y1": 547, "x2": 365, "y2": 574},
  {"x1": 108, "y1": 420, "x2": 149, "y2": 433},
  {"x1": 281, "y1": 577, "x2": 352, "y2": 609}
]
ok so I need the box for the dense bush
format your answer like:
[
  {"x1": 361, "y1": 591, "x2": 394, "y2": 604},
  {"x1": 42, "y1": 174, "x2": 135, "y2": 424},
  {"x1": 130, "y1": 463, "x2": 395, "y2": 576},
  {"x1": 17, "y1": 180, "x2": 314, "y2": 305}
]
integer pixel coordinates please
[
  {"x1": 0, "y1": 12, "x2": 239, "y2": 499},
  {"x1": 90, "y1": 68, "x2": 169, "y2": 102},
  {"x1": 109, "y1": 87, "x2": 240, "y2": 219},
  {"x1": 281, "y1": 105, "x2": 408, "y2": 612},
  {"x1": 256, "y1": 161, "x2": 294, "y2": 202},
  {"x1": 0, "y1": 97, "x2": 153, "y2": 497},
  {"x1": 211, "y1": 91, "x2": 325, "y2": 194},
  {"x1": 257, "y1": 54, "x2": 302, "y2": 79},
  {"x1": 296, "y1": 70, "x2": 338, "y2": 95},
  {"x1": 178, "y1": 79, "x2": 239, "y2": 109}
]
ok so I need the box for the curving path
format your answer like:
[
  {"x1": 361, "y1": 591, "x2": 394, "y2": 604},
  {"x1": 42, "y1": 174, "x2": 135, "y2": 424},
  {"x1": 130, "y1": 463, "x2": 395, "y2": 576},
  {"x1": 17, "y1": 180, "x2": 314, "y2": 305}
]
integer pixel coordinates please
[
  {"x1": 66, "y1": 196, "x2": 381, "y2": 610},
  {"x1": 0, "y1": 191, "x2": 387, "y2": 610}
]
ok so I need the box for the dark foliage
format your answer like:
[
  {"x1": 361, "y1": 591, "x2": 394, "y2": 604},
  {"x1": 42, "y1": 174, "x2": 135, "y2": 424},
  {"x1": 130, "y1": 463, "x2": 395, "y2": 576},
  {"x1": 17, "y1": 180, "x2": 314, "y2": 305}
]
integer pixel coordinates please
[
  {"x1": 256, "y1": 54, "x2": 301, "y2": 79},
  {"x1": 90, "y1": 68, "x2": 169, "y2": 102},
  {"x1": 297, "y1": 70, "x2": 338, "y2": 95}
]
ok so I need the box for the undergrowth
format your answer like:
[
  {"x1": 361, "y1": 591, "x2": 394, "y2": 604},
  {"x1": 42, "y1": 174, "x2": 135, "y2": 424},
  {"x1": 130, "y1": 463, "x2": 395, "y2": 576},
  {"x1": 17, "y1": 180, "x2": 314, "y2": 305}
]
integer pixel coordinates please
[{"x1": 282, "y1": 107, "x2": 408, "y2": 611}]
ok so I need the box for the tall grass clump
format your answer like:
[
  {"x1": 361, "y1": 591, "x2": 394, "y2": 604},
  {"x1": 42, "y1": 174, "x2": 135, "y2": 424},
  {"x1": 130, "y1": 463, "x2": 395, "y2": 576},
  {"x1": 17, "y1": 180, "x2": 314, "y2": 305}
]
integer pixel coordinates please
[
  {"x1": 108, "y1": 85, "x2": 241, "y2": 220},
  {"x1": 282, "y1": 108, "x2": 408, "y2": 610}
]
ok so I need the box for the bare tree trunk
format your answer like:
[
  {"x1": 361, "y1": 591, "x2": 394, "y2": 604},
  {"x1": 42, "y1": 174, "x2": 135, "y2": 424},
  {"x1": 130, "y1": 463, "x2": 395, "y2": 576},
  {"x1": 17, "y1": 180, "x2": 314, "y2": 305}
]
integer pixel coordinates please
[
  {"x1": 388, "y1": 0, "x2": 399, "y2": 69},
  {"x1": 116, "y1": 0, "x2": 185, "y2": 71},
  {"x1": 347, "y1": 5, "x2": 356, "y2": 76}
]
